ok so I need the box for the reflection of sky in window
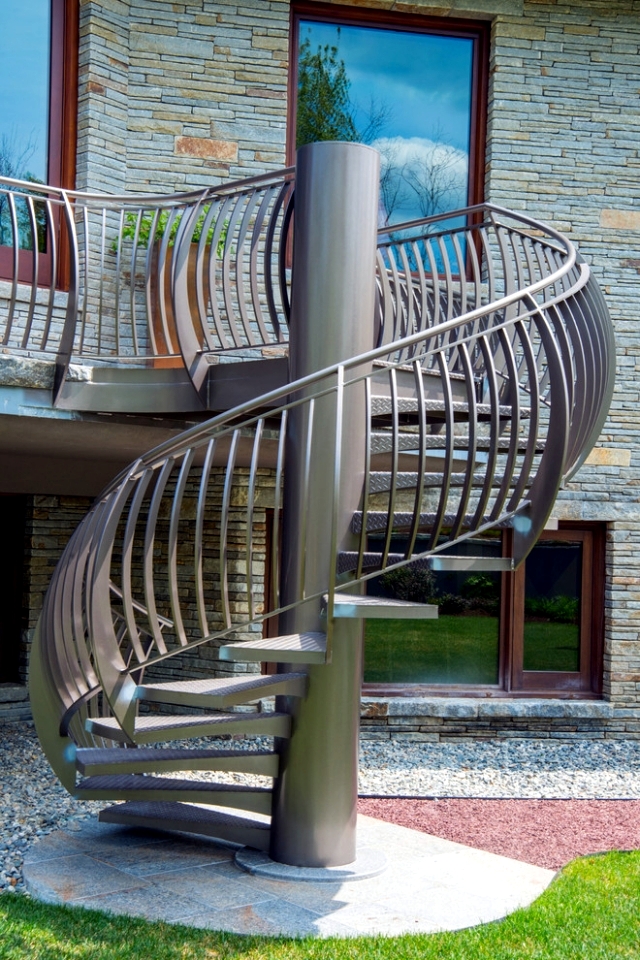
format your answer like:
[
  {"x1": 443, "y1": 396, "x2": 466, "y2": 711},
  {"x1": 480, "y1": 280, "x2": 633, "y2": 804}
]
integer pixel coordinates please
[
  {"x1": 0, "y1": 0, "x2": 50, "y2": 182},
  {"x1": 298, "y1": 21, "x2": 473, "y2": 225}
]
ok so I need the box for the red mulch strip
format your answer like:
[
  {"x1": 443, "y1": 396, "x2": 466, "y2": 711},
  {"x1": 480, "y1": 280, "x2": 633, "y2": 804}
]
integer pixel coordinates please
[{"x1": 359, "y1": 798, "x2": 640, "y2": 871}]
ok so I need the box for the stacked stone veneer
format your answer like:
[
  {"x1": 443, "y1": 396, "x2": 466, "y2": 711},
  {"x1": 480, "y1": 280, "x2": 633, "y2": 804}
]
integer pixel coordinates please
[{"x1": 77, "y1": 0, "x2": 289, "y2": 195}]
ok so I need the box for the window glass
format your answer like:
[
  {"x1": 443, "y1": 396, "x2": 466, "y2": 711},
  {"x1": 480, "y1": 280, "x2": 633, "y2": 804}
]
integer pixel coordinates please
[
  {"x1": 523, "y1": 540, "x2": 581, "y2": 672},
  {"x1": 0, "y1": 0, "x2": 51, "y2": 253},
  {"x1": 364, "y1": 536, "x2": 501, "y2": 685},
  {"x1": 296, "y1": 19, "x2": 474, "y2": 228},
  {"x1": 0, "y1": 0, "x2": 51, "y2": 183}
]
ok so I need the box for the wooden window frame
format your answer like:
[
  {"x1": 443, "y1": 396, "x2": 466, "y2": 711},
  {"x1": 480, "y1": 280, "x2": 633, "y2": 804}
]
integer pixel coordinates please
[
  {"x1": 507, "y1": 523, "x2": 605, "y2": 696},
  {"x1": 288, "y1": 1, "x2": 489, "y2": 211},
  {"x1": 0, "y1": 0, "x2": 78, "y2": 287},
  {"x1": 362, "y1": 522, "x2": 605, "y2": 699}
]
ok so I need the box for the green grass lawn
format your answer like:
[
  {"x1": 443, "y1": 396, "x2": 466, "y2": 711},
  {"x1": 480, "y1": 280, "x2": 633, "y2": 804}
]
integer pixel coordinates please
[
  {"x1": 1, "y1": 852, "x2": 638, "y2": 959},
  {"x1": 364, "y1": 615, "x2": 500, "y2": 684},
  {"x1": 365, "y1": 617, "x2": 580, "y2": 684}
]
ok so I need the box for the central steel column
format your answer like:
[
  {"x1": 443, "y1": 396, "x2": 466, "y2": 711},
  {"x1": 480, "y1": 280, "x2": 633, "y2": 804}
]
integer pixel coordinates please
[{"x1": 270, "y1": 141, "x2": 380, "y2": 867}]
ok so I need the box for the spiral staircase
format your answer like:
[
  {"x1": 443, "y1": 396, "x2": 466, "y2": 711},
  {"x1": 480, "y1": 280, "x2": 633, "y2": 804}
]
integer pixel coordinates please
[{"x1": 7, "y1": 142, "x2": 614, "y2": 868}]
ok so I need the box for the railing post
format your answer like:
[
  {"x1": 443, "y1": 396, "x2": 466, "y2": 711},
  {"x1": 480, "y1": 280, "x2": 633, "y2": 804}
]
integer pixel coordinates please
[{"x1": 270, "y1": 141, "x2": 380, "y2": 867}]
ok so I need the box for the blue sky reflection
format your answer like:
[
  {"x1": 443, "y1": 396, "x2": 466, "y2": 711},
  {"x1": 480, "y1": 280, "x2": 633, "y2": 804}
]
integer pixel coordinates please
[
  {"x1": 298, "y1": 20, "x2": 473, "y2": 226},
  {"x1": 0, "y1": 0, "x2": 51, "y2": 182}
]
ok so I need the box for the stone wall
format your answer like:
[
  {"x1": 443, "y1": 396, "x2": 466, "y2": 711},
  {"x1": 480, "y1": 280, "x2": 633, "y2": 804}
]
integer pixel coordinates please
[{"x1": 77, "y1": 0, "x2": 290, "y2": 195}]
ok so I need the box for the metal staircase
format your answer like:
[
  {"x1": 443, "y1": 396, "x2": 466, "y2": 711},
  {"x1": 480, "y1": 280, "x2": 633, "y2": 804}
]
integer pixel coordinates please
[{"x1": 24, "y1": 142, "x2": 615, "y2": 869}]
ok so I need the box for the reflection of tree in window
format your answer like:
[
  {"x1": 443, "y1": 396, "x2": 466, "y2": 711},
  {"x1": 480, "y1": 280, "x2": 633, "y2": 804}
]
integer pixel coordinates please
[
  {"x1": 0, "y1": 132, "x2": 47, "y2": 252},
  {"x1": 296, "y1": 37, "x2": 358, "y2": 147},
  {"x1": 296, "y1": 22, "x2": 472, "y2": 227},
  {"x1": 1, "y1": 0, "x2": 51, "y2": 253}
]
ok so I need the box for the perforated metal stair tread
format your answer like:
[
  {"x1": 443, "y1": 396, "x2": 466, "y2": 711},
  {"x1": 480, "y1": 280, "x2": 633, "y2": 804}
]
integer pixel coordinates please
[
  {"x1": 370, "y1": 396, "x2": 530, "y2": 418},
  {"x1": 137, "y1": 672, "x2": 307, "y2": 707},
  {"x1": 337, "y1": 551, "x2": 515, "y2": 574},
  {"x1": 369, "y1": 470, "x2": 508, "y2": 493},
  {"x1": 219, "y1": 632, "x2": 327, "y2": 664},
  {"x1": 99, "y1": 801, "x2": 271, "y2": 850},
  {"x1": 75, "y1": 746, "x2": 278, "y2": 777},
  {"x1": 325, "y1": 592, "x2": 438, "y2": 619},
  {"x1": 85, "y1": 711, "x2": 291, "y2": 744},
  {"x1": 76, "y1": 776, "x2": 273, "y2": 814},
  {"x1": 370, "y1": 432, "x2": 546, "y2": 455},
  {"x1": 351, "y1": 506, "x2": 530, "y2": 534},
  {"x1": 77, "y1": 774, "x2": 271, "y2": 793}
]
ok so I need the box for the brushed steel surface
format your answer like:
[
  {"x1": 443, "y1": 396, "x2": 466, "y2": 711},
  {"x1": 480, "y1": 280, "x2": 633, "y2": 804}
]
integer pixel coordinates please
[
  {"x1": 326, "y1": 593, "x2": 438, "y2": 620},
  {"x1": 98, "y1": 801, "x2": 271, "y2": 851},
  {"x1": 76, "y1": 746, "x2": 279, "y2": 777},
  {"x1": 76, "y1": 775, "x2": 273, "y2": 815},
  {"x1": 218, "y1": 633, "x2": 327, "y2": 664},
  {"x1": 272, "y1": 142, "x2": 380, "y2": 867},
  {"x1": 137, "y1": 672, "x2": 308, "y2": 708},
  {"x1": 86, "y1": 711, "x2": 292, "y2": 744}
]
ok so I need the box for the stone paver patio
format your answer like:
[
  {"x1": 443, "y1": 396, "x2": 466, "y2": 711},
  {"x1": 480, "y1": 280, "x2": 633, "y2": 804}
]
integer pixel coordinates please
[{"x1": 23, "y1": 813, "x2": 554, "y2": 937}]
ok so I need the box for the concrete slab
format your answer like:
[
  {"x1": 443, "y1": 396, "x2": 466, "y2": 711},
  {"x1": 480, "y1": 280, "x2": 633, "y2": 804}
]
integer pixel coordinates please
[{"x1": 23, "y1": 814, "x2": 554, "y2": 937}]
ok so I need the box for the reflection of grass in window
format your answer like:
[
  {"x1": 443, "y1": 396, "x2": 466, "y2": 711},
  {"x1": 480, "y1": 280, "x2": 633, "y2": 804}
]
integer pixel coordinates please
[
  {"x1": 524, "y1": 622, "x2": 580, "y2": 672},
  {"x1": 364, "y1": 615, "x2": 499, "y2": 685}
]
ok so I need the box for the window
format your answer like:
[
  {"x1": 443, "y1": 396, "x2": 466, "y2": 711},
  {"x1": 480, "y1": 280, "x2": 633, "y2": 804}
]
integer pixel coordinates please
[
  {"x1": 364, "y1": 524, "x2": 605, "y2": 697},
  {"x1": 0, "y1": 0, "x2": 78, "y2": 283},
  {"x1": 507, "y1": 526, "x2": 605, "y2": 695},
  {"x1": 290, "y1": 2, "x2": 488, "y2": 226}
]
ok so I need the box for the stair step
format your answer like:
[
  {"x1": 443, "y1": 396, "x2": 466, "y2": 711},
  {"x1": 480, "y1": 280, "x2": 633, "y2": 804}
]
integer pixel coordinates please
[
  {"x1": 370, "y1": 433, "x2": 545, "y2": 455},
  {"x1": 323, "y1": 592, "x2": 437, "y2": 620},
  {"x1": 337, "y1": 552, "x2": 514, "y2": 575},
  {"x1": 351, "y1": 508, "x2": 529, "y2": 534},
  {"x1": 219, "y1": 632, "x2": 327, "y2": 665},
  {"x1": 77, "y1": 775, "x2": 272, "y2": 815},
  {"x1": 370, "y1": 396, "x2": 529, "y2": 420},
  {"x1": 76, "y1": 746, "x2": 279, "y2": 777},
  {"x1": 85, "y1": 711, "x2": 291, "y2": 745},
  {"x1": 136, "y1": 672, "x2": 307, "y2": 709},
  {"x1": 369, "y1": 471, "x2": 502, "y2": 494},
  {"x1": 99, "y1": 800, "x2": 271, "y2": 851}
]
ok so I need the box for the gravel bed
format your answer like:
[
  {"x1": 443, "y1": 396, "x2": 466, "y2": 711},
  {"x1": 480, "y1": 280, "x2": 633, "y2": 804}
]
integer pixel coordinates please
[
  {"x1": 359, "y1": 737, "x2": 640, "y2": 799},
  {"x1": 2, "y1": 722, "x2": 639, "y2": 895}
]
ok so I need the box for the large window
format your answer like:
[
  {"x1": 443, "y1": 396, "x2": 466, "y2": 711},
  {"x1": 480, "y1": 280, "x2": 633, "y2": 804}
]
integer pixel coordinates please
[
  {"x1": 0, "y1": 0, "x2": 78, "y2": 281},
  {"x1": 290, "y1": 3, "x2": 488, "y2": 225},
  {"x1": 364, "y1": 524, "x2": 605, "y2": 697}
]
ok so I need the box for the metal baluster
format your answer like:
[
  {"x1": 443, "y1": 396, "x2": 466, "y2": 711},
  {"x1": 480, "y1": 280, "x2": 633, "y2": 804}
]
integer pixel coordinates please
[
  {"x1": 220, "y1": 430, "x2": 240, "y2": 630},
  {"x1": 246, "y1": 419, "x2": 264, "y2": 621},
  {"x1": 40, "y1": 198, "x2": 57, "y2": 351},
  {"x1": 381, "y1": 367, "x2": 399, "y2": 570},
  {"x1": 195, "y1": 437, "x2": 216, "y2": 639},
  {"x1": 121, "y1": 469, "x2": 155, "y2": 663},
  {"x1": 167, "y1": 449, "x2": 196, "y2": 647},
  {"x1": 142, "y1": 460, "x2": 175, "y2": 657}
]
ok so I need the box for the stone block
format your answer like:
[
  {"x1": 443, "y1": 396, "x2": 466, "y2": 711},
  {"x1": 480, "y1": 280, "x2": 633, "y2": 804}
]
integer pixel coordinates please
[
  {"x1": 175, "y1": 136, "x2": 238, "y2": 161},
  {"x1": 584, "y1": 447, "x2": 632, "y2": 467},
  {"x1": 600, "y1": 209, "x2": 640, "y2": 230}
]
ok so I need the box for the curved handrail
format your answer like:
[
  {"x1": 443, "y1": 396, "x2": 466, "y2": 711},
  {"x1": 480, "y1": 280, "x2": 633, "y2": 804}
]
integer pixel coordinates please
[{"x1": 0, "y1": 169, "x2": 294, "y2": 401}]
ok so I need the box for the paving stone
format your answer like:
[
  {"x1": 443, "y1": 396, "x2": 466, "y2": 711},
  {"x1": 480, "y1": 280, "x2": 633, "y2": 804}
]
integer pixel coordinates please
[{"x1": 23, "y1": 814, "x2": 554, "y2": 937}]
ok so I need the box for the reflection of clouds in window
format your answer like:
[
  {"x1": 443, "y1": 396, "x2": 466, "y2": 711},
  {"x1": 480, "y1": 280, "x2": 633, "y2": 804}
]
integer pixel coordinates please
[
  {"x1": 0, "y1": 0, "x2": 51, "y2": 182},
  {"x1": 297, "y1": 19, "x2": 474, "y2": 224},
  {"x1": 299, "y1": 21, "x2": 473, "y2": 152},
  {"x1": 374, "y1": 135, "x2": 469, "y2": 226}
]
